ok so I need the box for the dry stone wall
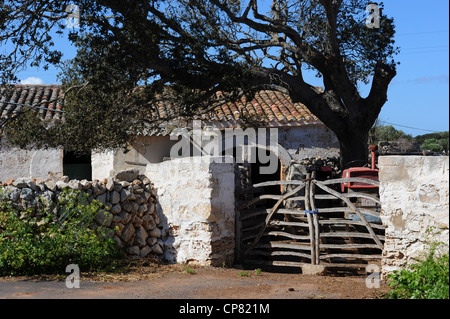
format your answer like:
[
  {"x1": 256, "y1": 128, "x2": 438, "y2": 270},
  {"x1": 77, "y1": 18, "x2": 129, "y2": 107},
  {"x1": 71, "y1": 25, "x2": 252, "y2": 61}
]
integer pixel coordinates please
[{"x1": 0, "y1": 172, "x2": 165, "y2": 258}]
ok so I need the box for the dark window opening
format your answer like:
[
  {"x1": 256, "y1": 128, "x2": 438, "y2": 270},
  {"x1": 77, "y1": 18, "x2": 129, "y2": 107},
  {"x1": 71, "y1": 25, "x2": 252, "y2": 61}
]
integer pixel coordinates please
[{"x1": 63, "y1": 151, "x2": 92, "y2": 180}]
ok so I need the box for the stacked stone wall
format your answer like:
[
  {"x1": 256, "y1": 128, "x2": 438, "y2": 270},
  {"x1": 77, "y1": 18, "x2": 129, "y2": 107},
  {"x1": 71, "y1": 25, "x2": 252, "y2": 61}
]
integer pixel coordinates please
[{"x1": 0, "y1": 172, "x2": 164, "y2": 259}]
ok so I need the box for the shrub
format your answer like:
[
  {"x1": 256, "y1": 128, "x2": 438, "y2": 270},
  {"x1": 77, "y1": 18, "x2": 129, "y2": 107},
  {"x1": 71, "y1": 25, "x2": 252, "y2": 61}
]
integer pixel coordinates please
[
  {"x1": 387, "y1": 243, "x2": 449, "y2": 299},
  {"x1": 0, "y1": 188, "x2": 124, "y2": 276}
]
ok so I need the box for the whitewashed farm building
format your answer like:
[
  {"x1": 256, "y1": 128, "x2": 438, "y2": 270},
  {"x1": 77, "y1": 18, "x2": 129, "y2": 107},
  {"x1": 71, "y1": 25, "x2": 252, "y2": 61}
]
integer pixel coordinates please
[{"x1": 0, "y1": 85, "x2": 339, "y2": 183}]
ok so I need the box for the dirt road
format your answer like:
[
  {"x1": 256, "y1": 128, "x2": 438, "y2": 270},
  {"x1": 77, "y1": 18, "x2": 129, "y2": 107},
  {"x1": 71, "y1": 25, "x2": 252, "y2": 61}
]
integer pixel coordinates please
[{"x1": 0, "y1": 263, "x2": 388, "y2": 299}]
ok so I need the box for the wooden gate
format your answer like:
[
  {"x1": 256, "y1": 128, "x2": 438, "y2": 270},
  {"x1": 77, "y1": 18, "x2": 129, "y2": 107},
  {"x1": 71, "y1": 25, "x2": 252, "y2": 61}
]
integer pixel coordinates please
[{"x1": 235, "y1": 173, "x2": 385, "y2": 271}]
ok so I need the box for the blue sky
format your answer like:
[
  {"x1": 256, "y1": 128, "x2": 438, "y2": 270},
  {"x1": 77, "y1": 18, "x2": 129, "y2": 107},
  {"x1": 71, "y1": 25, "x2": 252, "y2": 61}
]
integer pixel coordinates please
[{"x1": 14, "y1": 0, "x2": 449, "y2": 137}]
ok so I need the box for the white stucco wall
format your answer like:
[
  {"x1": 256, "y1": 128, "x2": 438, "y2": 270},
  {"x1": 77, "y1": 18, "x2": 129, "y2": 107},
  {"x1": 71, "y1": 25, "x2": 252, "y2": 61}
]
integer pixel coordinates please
[
  {"x1": 0, "y1": 144, "x2": 63, "y2": 181},
  {"x1": 146, "y1": 156, "x2": 235, "y2": 266},
  {"x1": 91, "y1": 150, "x2": 115, "y2": 180},
  {"x1": 379, "y1": 156, "x2": 449, "y2": 276},
  {"x1": 91, "y1": 136, "x2": 180, "y2": 180},
  {"x1": 91, "y1": 125, "x2": 339, "y2": 180}
]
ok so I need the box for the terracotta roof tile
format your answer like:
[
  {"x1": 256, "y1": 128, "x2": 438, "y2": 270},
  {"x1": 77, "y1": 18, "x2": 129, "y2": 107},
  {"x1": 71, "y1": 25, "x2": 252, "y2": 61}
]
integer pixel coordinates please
[
  {"x1": 0, "y1": 85, "x2": 65, "y2": 121},
  {"x1": 0, "y1": 85, "x2": 321, "y2": 127}
]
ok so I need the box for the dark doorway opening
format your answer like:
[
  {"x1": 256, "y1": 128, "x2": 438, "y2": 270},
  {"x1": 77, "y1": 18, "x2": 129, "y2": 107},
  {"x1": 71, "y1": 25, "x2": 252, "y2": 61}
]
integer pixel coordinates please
[
  {"x1": 63, "y1": 151, "x2": 92, "y2": 180},
  {"x1": 230, "y1": 145, "x2": 282, "y2": 206},
  {"x1": 250, "y1": 148, "x2": 281, "y2": 207}
]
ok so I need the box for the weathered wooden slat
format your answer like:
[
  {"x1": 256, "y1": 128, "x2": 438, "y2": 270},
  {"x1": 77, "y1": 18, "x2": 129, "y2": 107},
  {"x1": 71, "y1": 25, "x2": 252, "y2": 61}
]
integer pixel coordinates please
[
  {"x1": 238, "y1": 194, "x2": 284, "y2": 210},
  {"x1": 249, "y1": 250, "x2": 312, "y2": 260},
  {"x1": 310, "y1": 206, "x2": 380, "y2": 217},
  {"x1": 320, "y1": 232, "x2": 385, "y2": 240},
  {"x1": 319, "y1": 253, "x2": 383, "y2": 260},
  {"x1": 267, "y1": 231, "x2": 311, "y2": 240},
  {"x1": 313, "y1": 193, "x2": 381, "y2": 206},
  {"x1": 314, "y1": 194, "x2": 338, "y2": 200},
  {"x1": 319, "y1": 219, "x2": 385, "y2": 230},
  {"x1": 318, "y1": 262, "x2": 373, "y2": 269},
  {"x1": 255, "y1": 242, "x2": 312, "y2": 251},
  {"x1": 243, "y1": 229, "x2": 311, "y2": 241},
  {"x1": 284, "y1": 196, "x2": 306, "y2": 202},
  {"x1": 344, "y1": 192, "x2": 381, "y2": 205},
  {"x1": 319, "y1": 177, "x2": 380, "y2": 187},
  {"x1": 269, "y1": 220, "x2": 310, "y2": 228},
  {"x1": 240, "y1": 209, "x2": 268, "y2": 220},
  {"x1": 246, "y1": 260, "x2": 374, "y2": 269},
  {"x1": 353, "y1": 208, "x2": 381, "y2": 218},
  {"x1": 252, "y1": 180, "x2": 309, "y2": 188},
  {"x1": 244, "y1": 260, "x2": 308, "y2": 268},
  {"x1": 320, "y1": 243, "x2": 382, "y2": 249},
  {"x1": 313, "y1": 207, "x2": 348, "y2": 213},
  {"x1": 240, "y1": 208, "x2": 308, "y2": 220},
  {"x1": 275, "y1": 208, "x2": 306, "y2": 215},
  {"x1": 242, "y1": 233, "x2": 259, "y2": 241},
  {"x1": 242, "y1": 222, "x2": 265, "y2": 233}
]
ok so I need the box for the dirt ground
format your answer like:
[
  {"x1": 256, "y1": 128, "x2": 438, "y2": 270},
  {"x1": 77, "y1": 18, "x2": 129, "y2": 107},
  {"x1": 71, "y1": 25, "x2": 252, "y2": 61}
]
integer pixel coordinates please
[{"x1": 0, "y1": 260, "x2": 389, "y2": 299}]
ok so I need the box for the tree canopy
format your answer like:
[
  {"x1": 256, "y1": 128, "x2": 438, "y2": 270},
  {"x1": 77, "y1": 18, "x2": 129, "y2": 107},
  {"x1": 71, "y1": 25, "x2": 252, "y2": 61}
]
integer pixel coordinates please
[{"x1": 1, "y1": 0, "x2": 399, "y2": 165}]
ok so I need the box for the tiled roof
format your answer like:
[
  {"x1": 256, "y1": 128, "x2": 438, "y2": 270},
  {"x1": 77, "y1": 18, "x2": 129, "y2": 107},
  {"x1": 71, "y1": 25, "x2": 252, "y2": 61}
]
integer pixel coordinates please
[
  {"x1": 0, "y1": 85, "x2": 321, "y2": 127},
  {"x1": 0, "y1": 85, "x2": 64, "y2": 121}
]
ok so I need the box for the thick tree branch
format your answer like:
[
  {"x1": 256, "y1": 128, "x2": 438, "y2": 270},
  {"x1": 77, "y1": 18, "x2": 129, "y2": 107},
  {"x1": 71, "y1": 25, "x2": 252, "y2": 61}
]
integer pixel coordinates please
[{"x1": 364, "y1": 62, "x2": 397, "y2": 120}]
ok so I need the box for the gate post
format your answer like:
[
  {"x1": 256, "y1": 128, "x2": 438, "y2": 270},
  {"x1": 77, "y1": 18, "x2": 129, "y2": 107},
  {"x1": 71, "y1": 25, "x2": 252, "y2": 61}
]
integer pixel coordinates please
[
  {"x1": 305, "y1": 173, "x2": 316, "y2": 265},
  {"x1": 309, "y1": 171, "x2": 320, "y2": 265}
]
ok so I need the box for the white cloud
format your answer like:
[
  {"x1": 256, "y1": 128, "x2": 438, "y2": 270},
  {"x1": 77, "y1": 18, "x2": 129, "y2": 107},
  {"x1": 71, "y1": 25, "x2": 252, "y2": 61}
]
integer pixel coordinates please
[
  {"x1": 20, "y1": 77, "x2": 45, "y2": 85},
  {"x1": 408, "y1": 74, "x2": 449, "y2": 84}
]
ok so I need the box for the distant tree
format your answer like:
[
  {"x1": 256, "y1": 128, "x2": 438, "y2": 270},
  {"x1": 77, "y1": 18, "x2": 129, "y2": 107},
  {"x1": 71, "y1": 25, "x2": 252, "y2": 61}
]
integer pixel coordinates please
[
  {"x1": 415, "y1": 131, "x2": 449, "y2": 153},
  {"x1": 369, "y1": 123, "x2": 412, "y2": 144},
  {"x1": 420, "y1": 139, "x2": 442, "y2": 152},
  {"x1": 419, "y1": 137, "x2": 449, "y2": 154},
  {"x1": 1, "y1": 0, "x2": 399, "y2": 166}
]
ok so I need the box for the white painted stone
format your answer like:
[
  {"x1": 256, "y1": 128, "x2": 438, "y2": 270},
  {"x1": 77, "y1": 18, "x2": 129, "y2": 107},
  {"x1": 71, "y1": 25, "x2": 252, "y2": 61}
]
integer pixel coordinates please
[
  {"x1": 146, "y1": 156, "x2": 235, "y2": 266},
  {"x1": 379, "y1": 156, "x2": 449, "y2": 277},
  {"x1": 0, "y1": 143, "x2": 63, "y2": 181}
]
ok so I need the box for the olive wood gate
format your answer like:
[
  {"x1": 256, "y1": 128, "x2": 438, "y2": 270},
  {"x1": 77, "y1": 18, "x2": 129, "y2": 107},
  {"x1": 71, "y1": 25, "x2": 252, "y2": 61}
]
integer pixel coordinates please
[{"x1": 235, "y1": 173, "x2": 385, "y2": 271}]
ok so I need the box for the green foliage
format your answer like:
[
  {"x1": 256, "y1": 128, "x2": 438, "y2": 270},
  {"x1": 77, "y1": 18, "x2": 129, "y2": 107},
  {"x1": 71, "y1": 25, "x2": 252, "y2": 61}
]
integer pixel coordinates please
[
  {"x1": 0, "y1": 189, "x2": 124, "y2": 276},
  {"x1": 387, "y1": 244, "x2": 449, "y2": 299},
  {"x1": 370, "y1": 124, "x2": 413, "y2": 144},
  {"x1": 1, "y1": 1, "x2": 398, "y2": 158},
  {"x1": 421, "y1": 139, "x2": 443, "y2": 152},
  {"x1": 184, "y1": 265, "x2": 196, "y2": 275},
  {"x1": 370, "y1": 122, "x2": 448, "y2": 154},
  {"x1": 416, "y1": 132, "x2": 449, "y2": 153}
]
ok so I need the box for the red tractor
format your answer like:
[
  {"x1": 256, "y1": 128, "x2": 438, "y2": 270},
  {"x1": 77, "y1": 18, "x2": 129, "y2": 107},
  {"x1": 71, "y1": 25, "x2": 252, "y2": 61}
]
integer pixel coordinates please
[
  {"x1": 341, "y1": 145, "x2": 379, "y2": 193},
  {"x1": 340, "y1": 145, "x2": 380, "y2": 222}
]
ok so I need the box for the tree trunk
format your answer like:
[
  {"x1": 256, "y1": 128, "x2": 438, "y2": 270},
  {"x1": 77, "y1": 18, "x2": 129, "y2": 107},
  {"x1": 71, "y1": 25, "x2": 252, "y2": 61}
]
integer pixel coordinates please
[{"x1": 337, "y1": 130, "x2": 370, "y2": 169}]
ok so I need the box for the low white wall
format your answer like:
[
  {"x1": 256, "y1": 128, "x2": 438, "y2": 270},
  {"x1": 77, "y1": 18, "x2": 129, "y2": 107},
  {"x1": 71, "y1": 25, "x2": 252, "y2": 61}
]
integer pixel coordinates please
[
  {"x1": 146, "y1": 156, "x2": 235, "y2": 266},
  {"x1": 91, "y1": 125, "x2": 339, "y2": 181},
  {"x1": 0, "y1": 145, "x2": 63, "y2": 181},
  {"x1": 379, "y1": 156, "x2": 449, "y2": 276}
]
